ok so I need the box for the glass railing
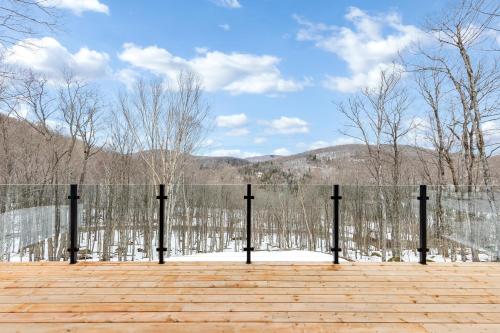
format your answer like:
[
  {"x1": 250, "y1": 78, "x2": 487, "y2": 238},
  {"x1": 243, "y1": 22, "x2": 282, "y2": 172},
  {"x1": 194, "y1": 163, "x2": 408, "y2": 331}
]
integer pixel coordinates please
[
  {"x1": 252, "y1": 185, "x2": 331, "y2": 254},
  {"x1": 0, "y1": 185, "x2": 69, "y2": 262},
  {"x1": 427, "y1": 185, "x2": 500, "y2": 262},
  {"x1": 0, "y1": 184, "x2": 498, "y2": 263},
  {"x1": 77, "y1": 185, "x2": 158, "y2": 262},
  {"x1": 340, "y1": 185, "x2": 420, "y2": 262}
]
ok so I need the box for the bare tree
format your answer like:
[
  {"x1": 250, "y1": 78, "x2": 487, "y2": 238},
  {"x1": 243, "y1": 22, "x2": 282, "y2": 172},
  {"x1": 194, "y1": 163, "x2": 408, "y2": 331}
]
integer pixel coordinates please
[
  {"x1": 58, "y1": 75, "x2": 103, "y2": 184},
  {"x1": 415, "y1": 68, "x2": 461, "y2": 258},
  {"x1": 337, "y1": 67, "x2": 412, "y2": 261},
  {"x1": 120, "y1": 72, "x2": 209, "y2": 185},
  {"x1": 418, "y1": 0, "x2": 500, "y2": 260},
  {"x1": 119, "y1": 70, "x2": 210, "y2": 257},
  {"x1": 0, "y1": 0, "x2": 56, "y2": 46}
]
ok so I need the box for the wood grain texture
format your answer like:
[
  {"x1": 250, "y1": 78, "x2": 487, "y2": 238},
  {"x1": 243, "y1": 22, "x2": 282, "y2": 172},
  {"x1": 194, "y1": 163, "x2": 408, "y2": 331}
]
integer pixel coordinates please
[{"x1": 0, "y1": 262, "x2": 498, "y2": 333}]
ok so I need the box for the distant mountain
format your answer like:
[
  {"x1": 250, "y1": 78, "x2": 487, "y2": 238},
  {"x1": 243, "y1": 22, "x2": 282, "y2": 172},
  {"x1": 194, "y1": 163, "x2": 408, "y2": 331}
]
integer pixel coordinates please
[
  {"x1": 193, "y1": 155, "x2": 250, "y2": 169},
  {"x1": 245, "y1": 155, "x2": 281, "y2": 163},
  {"x1": 177, "y1": 143, "x2": 500, "y2": 184},
  {"x1": 2, "y1": 113, "x2": 499, "y2": 185}
]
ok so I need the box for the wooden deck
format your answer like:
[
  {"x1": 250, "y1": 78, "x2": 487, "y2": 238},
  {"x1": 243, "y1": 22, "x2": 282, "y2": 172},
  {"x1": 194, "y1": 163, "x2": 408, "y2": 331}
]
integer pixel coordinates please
[{"x1": 0, "y1": 262, "x2": 499, "y2": 332}]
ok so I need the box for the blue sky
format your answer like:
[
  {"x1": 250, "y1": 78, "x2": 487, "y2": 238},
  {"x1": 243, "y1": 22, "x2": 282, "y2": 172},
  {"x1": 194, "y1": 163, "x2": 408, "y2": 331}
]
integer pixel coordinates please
[{"x1": 7, "y1": 0, "x2": 446, "y2": 157}]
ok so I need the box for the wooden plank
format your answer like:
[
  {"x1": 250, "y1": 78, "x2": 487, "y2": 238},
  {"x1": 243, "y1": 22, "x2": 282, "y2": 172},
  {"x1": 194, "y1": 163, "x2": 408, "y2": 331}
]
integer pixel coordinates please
[
  {"x1": 423, "y1": 324, "x2": 500, "y2": 333},
  {"x1": 0, "y1": 302, "x2": 499, "y2": 313},
  {"x1": 0, "y1": 294, "x2": 498, "y2": 304},
  {"x1": 2, "y1": 263, "x2": 497, "y2": 272},
  {"x1": 2, "y1": 269, "x2": 499, "y2": 277},
  {"x1": 1, "y1": 262, "x2": 497, "y2": 269},
  {"x1": 0, "y1": 322, "x2": 429, "y2": 333},
  {"x1": 0, "y1": 311, "x2": 499, "y2": 324},
  {"x1": 1, "y1": 287, "x2": 498, "y2": 296},
  {"x1": 2, "y1": 274, "x2": 496, "y2": 282},
  {"x1": 3, "y1": 280, "x2": 497, "y2": 289}
]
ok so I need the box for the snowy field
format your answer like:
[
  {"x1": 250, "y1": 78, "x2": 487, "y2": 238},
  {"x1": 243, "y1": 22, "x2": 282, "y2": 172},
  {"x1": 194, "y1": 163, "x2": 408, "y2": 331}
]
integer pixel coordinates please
[{"x1": 165, "y1": 250, "x2": 345, "y2": 262}]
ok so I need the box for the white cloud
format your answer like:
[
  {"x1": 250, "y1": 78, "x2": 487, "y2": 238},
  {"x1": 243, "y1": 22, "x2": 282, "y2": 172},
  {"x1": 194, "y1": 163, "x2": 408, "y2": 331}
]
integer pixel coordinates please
[
  {"x1": 400, "y1": 116, "x2": 432, "y2": 147},
  {"x1": 309, "y1": 140, "x2": 330, "y2": 150},
  {"x1": 295, "y1": 7, "x2": 424, "y2": 92},
  {"x1": 212, "y1": 0, "x2": 241, "y2": 9},
  {"x1": 331, "y1": 137, "x2": 362, "y2": 146},
  {"x1": 6, "y1": 37, "x2": 110, "y2": 81},
  {"x1": 209, "y1": 149, "x2": 258, "y2": 158},
  {"x1": 225, "y1": 128, "x2": 249, "y2": 137},
  {"x1": 297, "y1": 137, "x2": 362, "y2": 151},
  {"x1": 219, "y1": 24, "x2": 231, "y2": 31},
  {"x1": 116, "y1": 68, "x2": 140, "y2": 90},
  {"x1": 46, "y1": 0, "x2": 109, "y2": 15},
  {"x1": 195, "y1": 47, "x2": 209, "y2": 54},
  {"x1": 482, "y1": 121, "x2": 500, "y2": 145},
  {"x1": 273, "y1": 147, "x2": 291, "y2": 156},
  {"x1": 201, "y1": 139, "x2": 216, "y2": 147},
  {"x1": 216, "y1": 113, "x2": 248, "y2": 128},
  {"x1": 265, "y1": 116, "x2": 309, "y2": 134},
  {"x1": 323, "y1": 63, "x2": 404, "y2": 93},
  {"x1": 254, "y1": 137, "x2": 266, "y2": 144},
  {"x1": 118, "y1": 43, "x2": 305, "y2": 94}
]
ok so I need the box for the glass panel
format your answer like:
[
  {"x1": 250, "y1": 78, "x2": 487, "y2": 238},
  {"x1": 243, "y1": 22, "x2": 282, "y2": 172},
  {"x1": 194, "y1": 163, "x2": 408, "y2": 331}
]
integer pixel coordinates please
[
  {"x1": 252, "y1": 184, "x2": 332, "y2": 260},
  {"x1": 78, "y1": 185, "x2": 157, "y2": 262},
  {"x1": 167, "y1": 185, "x2": 245, "y2": 257},
  {"x1": 0, "y1": 185, "x2": 69, "y2": 262},
  {"x1": 340, "y1": 185, "x2": 419, "y2": 262},
  {"x1": 428, "y1": 185, "x2": 500, "y2": 262}
]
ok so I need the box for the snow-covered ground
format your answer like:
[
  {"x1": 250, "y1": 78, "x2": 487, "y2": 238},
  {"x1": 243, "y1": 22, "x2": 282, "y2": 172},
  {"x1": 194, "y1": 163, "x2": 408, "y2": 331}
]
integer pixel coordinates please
[{"x1": 165, "y1": 250, "x2": 345, "y2": 262}]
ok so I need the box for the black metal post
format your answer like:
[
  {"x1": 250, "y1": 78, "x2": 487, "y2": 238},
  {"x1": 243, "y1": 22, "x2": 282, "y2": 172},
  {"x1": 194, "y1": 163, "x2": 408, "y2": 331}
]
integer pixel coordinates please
[
  {"x1": 331, "y1": 185, "x2": 342, "y2": 264},
  {"x1": 244, "y1": 184, "x2": 254, "y2": 264},
  {"x1": 417, "y1": 185, "x2": 429, "y2": 265},
  {"x1": 157, "y1": 184, "x2": 167, "y2": 264},
  {"x1": 67, "y1": 184, "x2": 80, "y2": 264}
]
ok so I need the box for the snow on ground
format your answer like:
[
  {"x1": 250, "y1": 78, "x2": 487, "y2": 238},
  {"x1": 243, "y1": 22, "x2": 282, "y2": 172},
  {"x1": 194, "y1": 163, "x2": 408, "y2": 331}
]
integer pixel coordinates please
[{"x1": 165, "y1": 250, "x2": 346, "y2": 262}]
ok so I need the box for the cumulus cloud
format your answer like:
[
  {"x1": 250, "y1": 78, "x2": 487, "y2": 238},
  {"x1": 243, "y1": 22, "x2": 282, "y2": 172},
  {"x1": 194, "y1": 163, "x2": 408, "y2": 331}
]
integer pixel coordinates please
[
  {"x1": 212, "y1": 0, "x2": 241, "y2": 9},
  {"x1": 201, "y1": 139, "x2": 216, "y2": 147},
  {"x1": 216, "y1": 113, "x2": 248, "y2": 127},
  {"x1": 46, "y1": 0, "x2": 109, "y2": 15},
  {"x1": 118, "y1": 43, "x2": 305, "y2": 94},
  {"x1": 209, "y1": 149, "x2": 258, "y2": 158},
  {"x1": 308, "y1": 140, "x2": 330, "y2": 150},
  {"x1": 219, "y1": 24, "x2": 231, "y2": 31},
  {"x1": 254, "y1": 137, "x2": 266, "y2": 144},
  {"x1": 295, "y1": 7, "x2": 424, "y2": 92},
  {"x1": 323, "y1": 63, "x2": 404, "y2": 93},
  {"x1": 116, "y1": 68, "x2": 140, "y2": 90},
  {"x1": 5, "y1": 37, "x2": 110, "y2": 81},
  {"x1": 273, "y1": 147, "x2": 291, "y2": 156},
  {"x1": 297, "y1": 137, "x2": 363, "y2": 151},
  {"x1": 264, "y1": 116, "x2": 309, "y2": 134},
  {"x1": 398, "y1": 116, "x2": 433, "y2": 148},
  {"x1": 225, "y1": 128, "x2": 249, "y2": 137},
  {"x1": 482, "y1": 121, "x2": 500, "y2": 146},
  {"x1": 331, "y1": 137, "x2": 363, "y2": 146}
]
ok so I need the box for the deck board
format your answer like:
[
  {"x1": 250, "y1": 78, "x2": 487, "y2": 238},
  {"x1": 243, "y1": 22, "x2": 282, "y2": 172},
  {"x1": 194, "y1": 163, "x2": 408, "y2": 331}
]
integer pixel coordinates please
[{"x1": 0, "y1": 262, "x2": 498, "y2": 332}]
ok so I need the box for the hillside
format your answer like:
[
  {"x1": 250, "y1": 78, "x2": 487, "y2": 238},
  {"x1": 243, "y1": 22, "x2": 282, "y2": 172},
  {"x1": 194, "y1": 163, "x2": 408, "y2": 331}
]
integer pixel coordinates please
[{"x1": 1, "y1": 114, "x2": 500, "y2": 185}]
